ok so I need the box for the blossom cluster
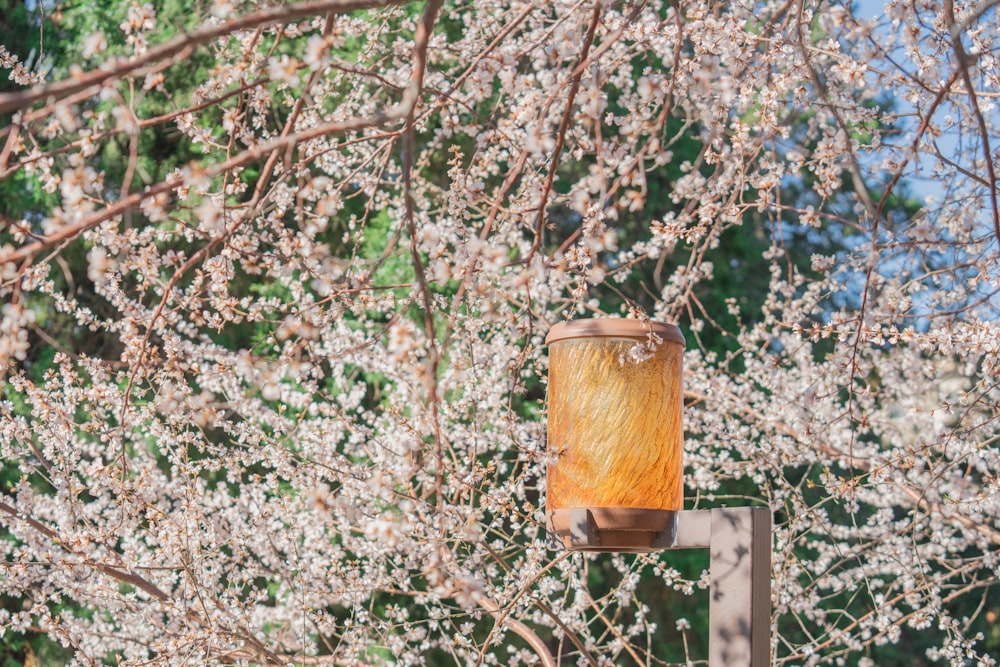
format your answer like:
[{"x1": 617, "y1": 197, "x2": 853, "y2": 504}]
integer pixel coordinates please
[{"x1": 0, "y1": 0, "x2": 998, "y2": 664}]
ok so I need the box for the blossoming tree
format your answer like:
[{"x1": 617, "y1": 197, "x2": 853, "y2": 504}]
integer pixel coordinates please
[{"x1": 1, "y1": 0, "x2": 998, "y2": 665}]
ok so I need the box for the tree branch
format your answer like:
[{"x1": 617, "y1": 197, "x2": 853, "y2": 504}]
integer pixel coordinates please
[{"x1": 0, "y1": 0, "x2": 407, "y2": 114}]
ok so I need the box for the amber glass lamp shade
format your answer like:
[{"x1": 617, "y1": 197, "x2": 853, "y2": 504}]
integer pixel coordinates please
[{"x1": 545, "y1": 318, "x2": 685, "y2": 552}]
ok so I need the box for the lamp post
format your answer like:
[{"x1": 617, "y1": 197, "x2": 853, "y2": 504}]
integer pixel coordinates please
[{"x1": 545, "y1": 318, "x2": 771, "y2": 667}]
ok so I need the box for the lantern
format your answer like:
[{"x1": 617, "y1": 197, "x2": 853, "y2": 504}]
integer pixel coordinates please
[{"x1": 545, "y1": 318, "x2": 685, "y2": 552}]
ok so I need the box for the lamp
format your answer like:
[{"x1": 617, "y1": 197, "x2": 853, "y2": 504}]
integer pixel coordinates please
[
  {"x1": 545, "y1": 318, "x2": 685, "y2": 551},
  {"x1": 544, "y1": 318, "x2": 772, "y2": 667}
]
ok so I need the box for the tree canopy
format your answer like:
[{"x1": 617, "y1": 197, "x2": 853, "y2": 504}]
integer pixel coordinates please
[{"x1": 1, "y1": 0, "x2": 999, "y2": 665}]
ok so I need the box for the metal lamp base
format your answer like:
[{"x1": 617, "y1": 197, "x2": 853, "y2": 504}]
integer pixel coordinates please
[{"x1": 547, "y1": 507, "x2": 678, "y2": 552}]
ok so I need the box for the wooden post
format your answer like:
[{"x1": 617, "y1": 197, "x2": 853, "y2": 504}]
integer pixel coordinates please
[
  {"x1": 706, "y1": 507, "x2": 771, "y2": 667},
  {"x1": 635, "y1": 508, "x2": 771, "y2": 666}
]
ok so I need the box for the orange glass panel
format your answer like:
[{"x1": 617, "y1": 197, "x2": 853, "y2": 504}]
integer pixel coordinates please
[{"x1": 547, "y1": 336, "x2": 683, "y2": 511}]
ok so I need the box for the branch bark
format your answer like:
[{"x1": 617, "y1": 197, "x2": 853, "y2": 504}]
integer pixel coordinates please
[{"x1": 0, "y1": 0, "x2": 407, "y2": 114}]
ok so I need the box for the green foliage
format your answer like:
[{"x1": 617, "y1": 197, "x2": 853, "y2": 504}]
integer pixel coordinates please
[{"x1": 0, "y1": 1, "x2": 980, "y2": 664}]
